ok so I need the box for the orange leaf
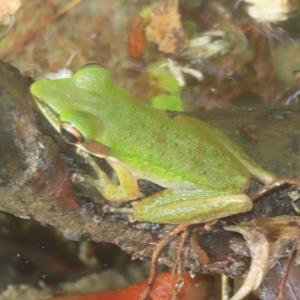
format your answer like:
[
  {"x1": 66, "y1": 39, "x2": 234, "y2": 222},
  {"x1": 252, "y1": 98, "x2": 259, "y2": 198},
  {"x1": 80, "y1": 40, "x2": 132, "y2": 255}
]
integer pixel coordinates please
[
  {"x1": 50, "y1": 272, "x2": 216, "y2": 300},
  {"x1": 128, "y1": 16, "x2": 146, "y2": 60}
]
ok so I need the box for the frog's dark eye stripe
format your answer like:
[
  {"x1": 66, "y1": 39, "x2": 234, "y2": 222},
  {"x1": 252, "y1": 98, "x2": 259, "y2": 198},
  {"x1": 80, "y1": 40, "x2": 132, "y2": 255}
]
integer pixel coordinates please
[{"x1": 61, "y1": 122, "x2": 84, "y2": 144}]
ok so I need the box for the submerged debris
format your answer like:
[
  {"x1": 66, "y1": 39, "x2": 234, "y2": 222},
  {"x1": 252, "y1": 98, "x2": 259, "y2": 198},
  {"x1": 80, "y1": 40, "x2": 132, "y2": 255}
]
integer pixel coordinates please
[
  {"x1": 144, "y1": 0, "x2": 186, "y2": 54},
  {"x1": 241, "y1": 0, "x2": 298, "y2": 23},
  {"x1": 226, "y1": 216, "x2": 300, "y2": 300}
]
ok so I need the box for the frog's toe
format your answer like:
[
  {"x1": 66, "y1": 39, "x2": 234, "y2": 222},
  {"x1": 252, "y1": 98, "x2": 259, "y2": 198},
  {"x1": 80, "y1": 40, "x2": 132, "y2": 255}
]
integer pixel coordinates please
[{"x1": 71, "y1": 173, "x2": 87, "y2": 184}]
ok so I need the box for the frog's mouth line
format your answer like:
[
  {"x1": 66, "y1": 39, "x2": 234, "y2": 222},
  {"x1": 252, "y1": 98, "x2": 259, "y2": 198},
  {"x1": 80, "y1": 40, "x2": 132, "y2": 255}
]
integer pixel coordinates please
[{"x1": 34, "y1": 97, "x2": 61, "y2": 133}]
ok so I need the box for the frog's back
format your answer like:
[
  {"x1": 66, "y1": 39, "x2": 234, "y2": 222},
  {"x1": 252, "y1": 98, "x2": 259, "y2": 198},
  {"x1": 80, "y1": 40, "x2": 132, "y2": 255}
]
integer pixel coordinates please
[{"x1": 92, "y1": 84, "x2": 249, "y2": 194}]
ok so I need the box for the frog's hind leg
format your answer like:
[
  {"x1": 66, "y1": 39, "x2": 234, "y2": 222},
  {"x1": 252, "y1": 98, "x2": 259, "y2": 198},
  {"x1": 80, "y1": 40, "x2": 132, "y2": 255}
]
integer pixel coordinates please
[
  {"x1": 253, "y1": 176, "x2": 300, "y2": 201},
  {"x1": 141, "y1": 224, "x2": 189, "y2": 300}
]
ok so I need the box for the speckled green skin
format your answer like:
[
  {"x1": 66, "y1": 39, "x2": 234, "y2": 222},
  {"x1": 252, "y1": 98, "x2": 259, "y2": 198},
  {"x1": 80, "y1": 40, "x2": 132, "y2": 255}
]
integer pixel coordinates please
[{"x1": 31, "y1": 66, "x2": 274, "y2": 193}]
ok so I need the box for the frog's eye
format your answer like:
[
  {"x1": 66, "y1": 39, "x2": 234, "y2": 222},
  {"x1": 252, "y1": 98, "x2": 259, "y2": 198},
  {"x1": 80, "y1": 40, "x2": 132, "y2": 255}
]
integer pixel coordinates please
[{"x1": 61, "y1": 122, "x2": 84, "y2": 144}]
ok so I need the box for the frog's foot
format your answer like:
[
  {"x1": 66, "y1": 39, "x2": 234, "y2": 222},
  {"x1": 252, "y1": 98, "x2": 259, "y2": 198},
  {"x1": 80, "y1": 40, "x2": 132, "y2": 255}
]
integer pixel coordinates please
[
  {"x1": 253, "y1": 176, "x2": 300, "y2": 201},
  {"x1": 140, "y1": 224, "x2": 189, "y2": 300},
  {"x1": 102, "y1": 204, "x2": 133, "y2": 218},
  {"x1": 74, "y1": 148, "x2": 141, "y2": 203}
]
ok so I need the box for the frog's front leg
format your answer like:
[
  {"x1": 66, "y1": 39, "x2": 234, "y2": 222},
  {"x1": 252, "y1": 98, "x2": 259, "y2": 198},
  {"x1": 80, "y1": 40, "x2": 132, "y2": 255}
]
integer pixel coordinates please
[
  {"x1": 132, "y1": 189, "x2": 253, "y2": 224},
  {"x1": 74, "y1": 148, "x2": 141, "y2": 202}
]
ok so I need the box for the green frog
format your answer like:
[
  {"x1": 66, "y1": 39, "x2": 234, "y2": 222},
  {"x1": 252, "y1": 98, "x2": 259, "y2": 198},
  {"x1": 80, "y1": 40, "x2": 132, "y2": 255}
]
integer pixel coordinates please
[{"x1": 29, "y1": 64, "x2": 284, "y2": 225}]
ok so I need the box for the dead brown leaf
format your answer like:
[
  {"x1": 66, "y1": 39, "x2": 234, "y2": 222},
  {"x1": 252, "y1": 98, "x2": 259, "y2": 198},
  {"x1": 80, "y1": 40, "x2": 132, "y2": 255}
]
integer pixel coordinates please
[
  {"x1": 225, "y1": 216, "x2": 300, "y2": 300},
  {"x1": 145, "y1": 0, "x2": 186, "y2": 54},
  {"x1": 0, "y1": 0, "x2": 22, "y2": 25}
]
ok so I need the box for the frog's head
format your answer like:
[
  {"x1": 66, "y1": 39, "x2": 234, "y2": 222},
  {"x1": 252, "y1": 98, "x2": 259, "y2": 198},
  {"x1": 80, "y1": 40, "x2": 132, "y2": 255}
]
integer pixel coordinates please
[{"x1": 30, "y1": 64, "x2": 110, "y2": 146}]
